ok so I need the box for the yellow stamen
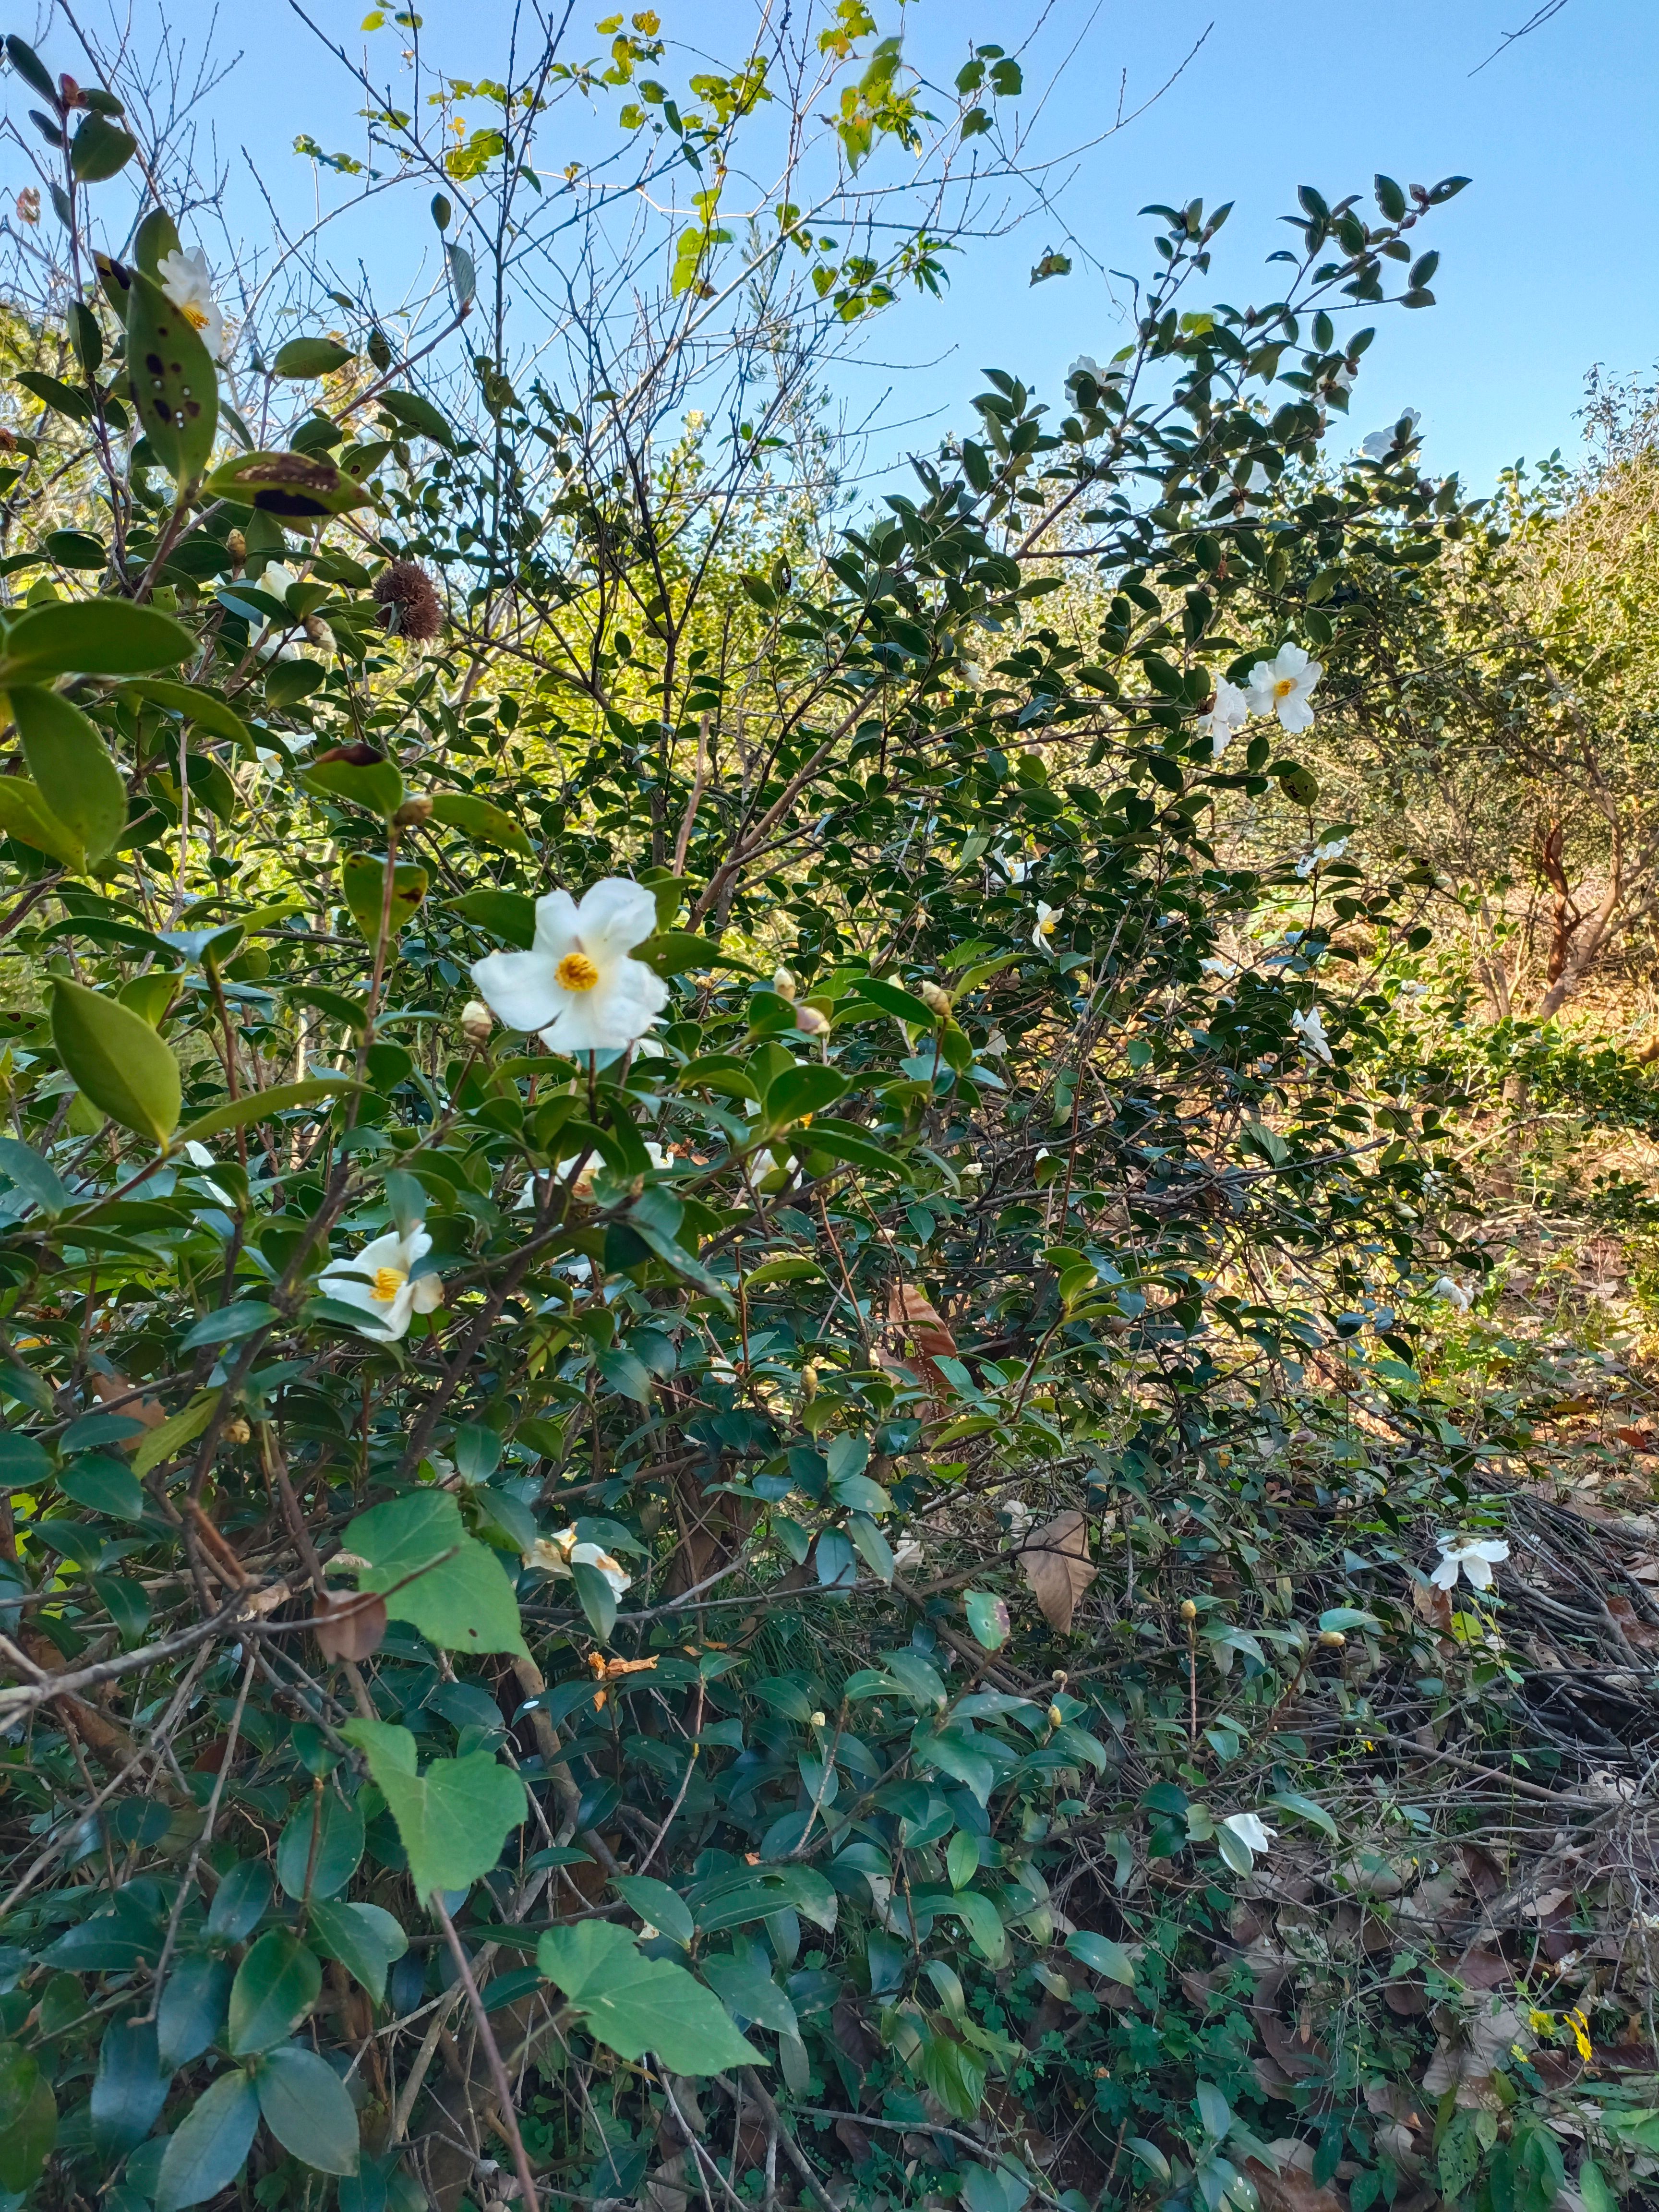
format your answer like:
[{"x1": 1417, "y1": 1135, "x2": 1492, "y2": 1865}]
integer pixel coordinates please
[
  {"x1": 1040, "y1": 916, "x2": 1058, "y2": 935},
  {"x1": 371, "y1": 1266, "x2": 408, "y2": 1302},
  {"x1": 179, "y1": 300, "x2": 211, "y2": 332},
  {"x1": 1274, "y1": 677, "x2": 1297, "y2": 699},
  {"x1": 555, "y1": 950, "x2": 600, "y2": 992}
]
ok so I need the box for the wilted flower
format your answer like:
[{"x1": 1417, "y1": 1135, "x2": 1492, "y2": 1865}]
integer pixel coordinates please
[
  {"x1": 319, "y1": 1222, "x2": 444, "y2": 1340},
  {"x1": 460, "y1": 999, "x2": 494, "y2": 1047},
  {"x1": 470, "y1": 878, "x2": 668, "y2": 1055},
  {"x1": 1296, "y1": 837, "x2": 1349, "y2": 879},
  {"x1": 1033, "y1": 902, "x2": 1062, "y2": 953},
  {"x1": 1290, "y1": 1005, "x2": 1333, "y2": 1063},
  {"x1": 1200, "y1": 955, "x2": 1238, "y2": 978},
  {"x1": 1198, "y1": 676, "x2": 1250, "y2": 758},
  {"x1": 1237, "y1": 459, "x2": 1274, "y2": 504},
  {"x1": 1430, "y1": 1534, "x2": 1509, "y2": 1591},
  {"x1": 917, "y1": 979, "x2": 953, "y2": 1018},
  {"x1": 524, "y1": 1526, "x2": 632, "y2": 1598},
  {"x1": 892, "y1": 1533, "x2": 925, "y2": 1571},
  {"x1": 1432, "y1": 1275, "x2": 1471, "y2": 1311},
  {"x1": 1245, "y1": 643, "x2": 1323, "y2": 734},
  {"x1": 373, "y1": 558, "x2": 444, "y2": 641},
  {"x1": 16, "y1": 187, "x2": 39, "y2": 225},
  {"x1": 795, "y1": 1002, "x2": 830, "y2": 1036},
  {"x1": 1360, "y1": 407, "x2": 1422, "y2": 461},
  {"x1": 1220, "y1": 1811, "x2": 1278, "y2": 1859},
  {"x1": 157, "y1": 244, "x2": 227, "y2": 359}
]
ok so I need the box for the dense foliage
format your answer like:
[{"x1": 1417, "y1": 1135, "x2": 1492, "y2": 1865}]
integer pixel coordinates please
[{"x1": 2, "y1": 14, "x2": 1657, "y2": 2212}]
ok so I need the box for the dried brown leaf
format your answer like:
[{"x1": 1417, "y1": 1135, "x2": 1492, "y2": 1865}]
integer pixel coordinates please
[
  {"x1": 889, "y1": 1283, "x2": 957, "y2": 1359},
  {"x1": 1018, "y1": 1509, "x2": 1097, "y2": 1633},
  {"x1": 312, "y1": 1588, "x2": 387, "y2": 1663}
]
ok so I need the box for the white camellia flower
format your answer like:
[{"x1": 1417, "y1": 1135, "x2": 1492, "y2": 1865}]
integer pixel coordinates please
[
  {"x1": 518, "y1": 1141, "x2": 670, "y2": 1208},
  {"x1": 1296, "y1": 837, "x2": 1349, "y2": 879},
  {"x1": 319, "y1": 1222, "x2": 443, "y2": 1340},
  {"x1": 1432, "y1": 1275, "x2": 1471, "y2": 1311},
  {"x1": 1032, "y1": 902, "x2": 1062, "y2": 952},
  {"x1": 1431, "y1": 1534, "x2": 1509, "y2": 1592},
  {"x1": 1245, "y1": 643, "x2": 1323, "y2": 733},
  {"x1": 249, "y1": 561, "x2": 301, "y2": 661},
  {"x1": 1290, "y1": 1005, "x2": 1333, "y2": 1064},
  {"x1": 157, "y1": 244, "x2": 228, "y2": 358},
  {"x1": 470, "y1": 878, "x2": 669, "y2": 1055},
  {"x1": 1360, "y1": 407, "x2": 1422, "y2": 461},
  {"x1": 1220, "y1": 1811, "x2": 1278, "y2": 1858},
  {"x1": 523, "y1": 1525, "x2": 632, "y2": 1599},
  {"x1": 1198, "y1": 675, "x2": 1250, "y2": 758},
  {"x1": 1001, "y1": 852, "x2": 1032, "y2": 885}
]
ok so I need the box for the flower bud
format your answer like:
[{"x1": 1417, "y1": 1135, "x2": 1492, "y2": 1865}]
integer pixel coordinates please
[
  {"x1": 1179, "y1": 1598, "x2": 1198, "y2": 1623},
  {"x1": 1047, "y1": 1704, "x2": 1064, "y2": 1728},
  {"x1": 223, "y1": 1417, "x2": 251, "y2": 1445},
  {"x1": 795, "y1": 1003, "x2": 830, "y2": 1036},
  {"x1": 1051, "y1": 1669, "x2": 1069, "y2": 1686},
  {"x1": 772, "y1": 966, "x2": 797, "y2": 1002},
  {"x1": 917, "y1": 979, "x2": 953, "y2": 1018},
  {"x1": 1319, "y1": 1629, "x2": 1347, "y2": 1648},
  {"x1": 393, "y1": 795, "x2": 434, "y2": 829},
  {"x1": 461, "y1": 999, "x2": 494, "y2": 1047},
  {"x1": 302, "y1": 613, "x2": 334, "y2": 648},
  {"x1": 810, "y1": 1710, "x2": 826, "y2": 1728},
  {"x1": 226, "y1": 528, "x2": 246, "y2": 563},
  {"x1": 799, "y1": 1362, "x2": 819, "y2": 1403}
]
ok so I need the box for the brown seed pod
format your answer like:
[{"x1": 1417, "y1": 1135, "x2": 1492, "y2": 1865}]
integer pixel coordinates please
[{"x1": 373, "y1": 558, "x2": 444, "y2": 641}]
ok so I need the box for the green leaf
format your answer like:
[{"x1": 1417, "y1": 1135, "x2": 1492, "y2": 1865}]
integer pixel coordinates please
[
  {"x1": 60, "y1": 1454, "x2": 146, "y2": 1519},
  {"x1": 342, "y1": 1719, "x2": 529, "y2": 1900},
  {"x1": 273, "y1": 337, "x2": 357, "y2": 378},
  {"x1": 1066, "y1": 1930, "x2": 1136, "y2": 1986},
  {"x1": 943, "y1": 1890, "x2": 1008, "y2": 1965},
  {"x1": 1580, "y1": 2161, "x2": 1617, "y2": 2212},
  {"x1": 118, "y1": 678, "x2": 255, "y2": 755},
  {"x1": 70, "y1": 110, "x2": 138, "y2": 180},
  {"x1": 611, "y1": 1875, "x2": 696, "y2": 1948},
  {"x1": 309, "y1": 757, "x2": 407, "y2": 822},
  {"x1": 255, "y1": 2044, "x2": 360, "y2": 2175},
  {"x1": 178, "y1": 1077, "x2": 357, "y2": 1146},
  {"x1": 202, "y1": 449, "x2": 375, "y2": 517},
  {"x1": 345, "y1": 1489, "x2": 526, "y2": 1657},
  {"x1": 762, "y1": 1063, "x2": 850, "y2": 1129},
  {"x1": 157, "y1": 1955, "x2": 233, "y2": 2069},
  {"x1": 0, "y1": 775, "x2": 85, "y2": 868},
  {"x1": 1268, "y1": 1789, "x2": 1340, "y2": 1840},
  {"x1": 0, "y1": 1135, "x2": 68, "y2": 1216},
  {"x1": 450, "y1": 887, "x2": 536, "y2": 947},
  {"x1": 639, "y1": 927, "x2": 735, "y2": 976},
  {"x1": 228, "y1": 1930, "x2": 322, "y2": 2056},
  {"x1": 571, "y1": 1556, "x2": 620, "y2": 1642},
  {"x1": 309, "y1": 1900, "x2": 409, "y2": 2006},
  {"x1": 0, "y1": 596, "x2": 193, "y2": 679},
  {"x1": 276, "y1": 1789, "x2": 365, "y2": 1901},
  {"x1": 125, "y1": 269, "x2": 219, "y2": 482},
  {"x1": 155, "y1": 2067, "x2": 259, "y2": 2210},
  {"x1": 91, "y1": 2019, "x2": 168, "y2": 2153},
  {"x1": 134, "y1": 206, "x2": 182, "y2": 277},
  {"x1": 132, "y1": 1390, "x2": 219, "y2": 1477},
  {"x1": 1273, "y1": 760, "x2": 1320, "y2": 808},
  {"x1": 964, "y1": 1590, "x2": 1010, "y2": 1651},
  {"x1": 0, "y1": 2041, "x2": 57, "y2": 2193},
  {"x1": 947, "y1": 1830, "x2": 981, "y2": 1890},
  {"x1": 11, "y1": 685, "x2": 126, "y2": 863},
  {"x1": 841, "y1": 974, "x2": 939, "y2": 1028},
  {"x1": 537, "y1": 1920, "x2": 763, "y2": 2073},
  {"x1": 50, "y1": 977, "x2": 181, "y2": 1144},
  {"x1": 377, "y1": 388, "x2": 456, "y2": 446},
  {"x1": 427, "y1": 790, "x2": 534, "y2": 854},
  {"x1": 342, "y1": 855, "x2": 427, "y2": 939},
  {"x1": 179, "y1": 1300, "x2": 277, "y2": 1355},
  {"x1": 700, "y1": 1949, "x2": 799, "y2": 2035}
]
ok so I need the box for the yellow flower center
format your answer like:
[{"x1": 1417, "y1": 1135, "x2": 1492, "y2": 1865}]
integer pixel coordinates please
[
  {"x1": 555, "y1": 950, "x2": 601, "y2": 992},
  {"x1": 179, "y1": 299, "x2": 211, "y2": 332},
  {"x1": 1040, "y1": 915, "x2": 1058, "y2": 935},
  {"x1": 371, "y1": 1266, "x2": 408, "y2": 1302},
  {"x1": 1274, "y1": 676, "x2": 1297, "y2": 699}
]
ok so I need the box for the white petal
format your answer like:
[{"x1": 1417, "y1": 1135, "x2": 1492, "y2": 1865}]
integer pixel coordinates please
[
  {"x1": 576, "y1": 878, "x2": 660, "y2": 957},
  {"x1": 409, "y1": 1274, "x2": 444, "y2": 1314},
  {"x1": 1429, "y1": 1558, "x2": 1458, "y2": 1590},
  {"x1": 471, "y1": 947, "x2": 563, "y2": 1033},
  {"x1": 529, "y1": 889, "x2": 582, "y2": 959}
]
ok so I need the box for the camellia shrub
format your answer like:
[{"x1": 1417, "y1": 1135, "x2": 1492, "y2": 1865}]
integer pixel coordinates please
[{"x1": 2, "y1": 15, "x2": 1638, "y2": 2212}]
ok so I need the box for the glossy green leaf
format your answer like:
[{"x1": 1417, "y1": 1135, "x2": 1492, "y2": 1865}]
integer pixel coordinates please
[
  {"x1": 91, "y1": 2018, "x2": 168, "y2": 2154},
  {"x1": 273, "y1": 337, "x2": 357, "y2": 378},
  {"x1": 341, "y1": 854, "x2": 427, "y2": 936},
  {"x1": 377, "y1": 387, "x2": 456, "y2": 447},
  {"x1": 0, "y1": 774, "x2": 85, "y2": 867},
  {"x1": 700, "y1": 1948, "x2": 799, "y2": 2035},
  {"x1": 255, "y1": 2043, "x2": 360, "y2": 2174},
  {"x1": 157, "y1": 1955, "x2": 233, "y2": 2069},
  {"x1": 276, "y1": 1787, "x2": 365, "y2": 1900},
  {"x1": 450, "y1": 887, "x2": 536, "y2": 947},
  {"x1": 308, "y1": 1899, "x2": 409, "y2": 2006},
  {"x1": 427, "y1": 790, "x2": 534, "y2": 854},
  {"x1": 177, "y1": 1076, "x2": 357, "y2": 1147},
  {"x1": 537, "y1": 1920, "x2": 763, "y2": 2073},
  {"x1": 50, "y1": 977, "x2": 181, "y2": 1144},
  {"x1": 11, "y1": 684, "x2": 127, "y2": 863},
  {"x1": 611, "y1": 1875, "x2": 696, "y2": 1948},
  {"x1": 0, "y1": 2041, "x2": 56, "y2": 2193},
  {"x1": 0, "y1": 1134, "x2": 68, "y2": 1216},
  {"x1": 71, "y1": 109, "x2": 138, "y2": 180},
  {"x1": 342, "y1": 1719, "x2": 528, "y2": 1901},
  {"x1": 227, "y1": 1929, "x2": 322, "y2": 2056},
  {"x1": 1066, "y1": 1930, "x2": 1137, "y2": 1986},
  {"x1": 0, "y1": 597, "x2": 192, "y2": 680},
  {"x1": 155, "y1": 2067, "x2": 259, "y2": 2210},
  {"x1": 118, "y1": 678, "x2": 255, "y2": 755}
]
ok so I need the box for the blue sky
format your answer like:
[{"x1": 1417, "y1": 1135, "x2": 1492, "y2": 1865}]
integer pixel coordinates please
[{"x1": 37, "y1": 0, "x2": 1659, "y2": 495}]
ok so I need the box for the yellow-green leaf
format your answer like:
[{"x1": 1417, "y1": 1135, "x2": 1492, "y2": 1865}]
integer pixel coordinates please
[
  {"x1": 50, "y1": 978, "x2": 180, "y2": 1144},
  {"x1": 10, "y1": 685, "x2": 126, "y2": 863}
]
